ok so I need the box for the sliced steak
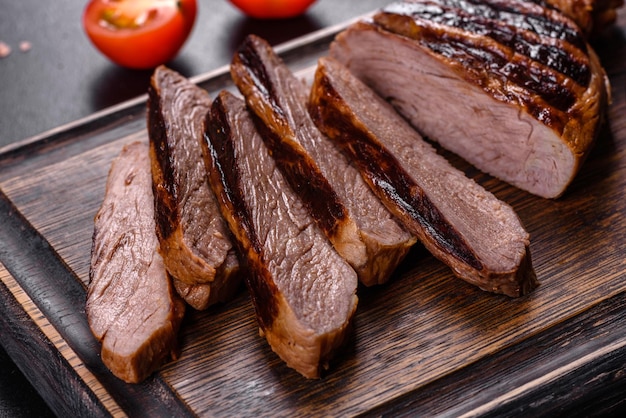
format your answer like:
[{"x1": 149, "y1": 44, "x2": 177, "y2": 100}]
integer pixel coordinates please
[
  {"x1": 87, "y1": 141, "x2": 185, "y2": 383},
  {"x1": 148, "y1": 66, "x2": 241, "y2": 309},
  {"x1": 201, "y1": 91, "x2": 358, "y2": 378},
  {"x1": 329, "y1": 0, "x2": 610, "y2": 198},
  {"x1": 230, "y1": 34, "x2": 416, "y2": 286},
  {"x1": 310, "y1": 56, "x2": 538, "y2": 297}
]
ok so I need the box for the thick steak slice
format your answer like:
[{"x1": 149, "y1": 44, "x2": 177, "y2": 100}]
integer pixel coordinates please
[
  {"x1": 310, "y1": 57, "x2": 538, "y2": 297},
  {"x1": 87, "y1": 141, "x2": 185, "y2": 383},
  {"x1": 329, "y1": 0, "x2": 610, "y2": 198},
  {"x1": 148, "y1": 66, "x2": 240, "y2": 309},
  {"x1": 231, "y1": 35, "x2": 415, "y2": 286},
  {"x1": 202, "y1": 91, "x2": 358, "y2": 378}
]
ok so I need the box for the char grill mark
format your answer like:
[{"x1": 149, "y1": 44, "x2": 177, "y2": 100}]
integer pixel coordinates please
[
  {"x1": 456, "y1": 0, "x2": 585, "y2": 49},
  {"x1": 375, "y1": 5, "x2": 586, "y2": 120},
  {"x1": 204, "y1": 97, "x2": 276, "y2": 327},
  {"x1": 252, "y1": 113, "x2": 347, "y2": 237},
  {"x1": 202, "y1": 91, "x2": 358, "y2": 378},
  {"x1": 233, "y1": 36, "x2": 347, "y2": 238},
  {"x1": 147, "y1": 66, "x2": 241, "y2": 309},
  {"x1": 235, "y1": 39, "x2": 284, "y2": 121},
  {"x1": 382, "y1": 0, "x2": 591, "y2": 86},
  {"x1": 148, "y1": 87, "x2": 178, "y2": 239},
  {"x1": 385, "y1": 0, "x2": 584, "y2": 51},
  {"x1": 204, "y1": 95, "x2": 263, "y2": 257},
  {"x1": 309, "y1": 75, "x2": 482, "y2": 272}
]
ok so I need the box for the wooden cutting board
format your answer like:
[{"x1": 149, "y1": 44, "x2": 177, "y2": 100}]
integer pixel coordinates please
[{"x1": 1, "y1": 11, "x2": 625, "y2": 418}]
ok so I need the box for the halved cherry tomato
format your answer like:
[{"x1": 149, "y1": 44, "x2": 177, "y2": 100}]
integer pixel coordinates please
[
  {"x1": 83, "y1": 0, "x2": 197, "y2": 69},
  {"x1": 229, "y1": 0, "x2": 317, "y2": 19}
]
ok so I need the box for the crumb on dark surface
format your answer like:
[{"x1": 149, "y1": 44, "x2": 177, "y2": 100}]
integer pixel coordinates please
[
  {"x1": 19, "y1": 41, "x2": 32, "y2": 52},
  {"x1": 0, "y1": 41, "x2": 11, "y2": 58}
]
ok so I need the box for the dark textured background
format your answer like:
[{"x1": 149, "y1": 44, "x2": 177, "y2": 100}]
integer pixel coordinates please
[
  {"x1": 0, "y1": 1, "x2": 388, "y2": 416},
  {"x1": 0, "y1": 0, "x2": 388, "y2": 148}
]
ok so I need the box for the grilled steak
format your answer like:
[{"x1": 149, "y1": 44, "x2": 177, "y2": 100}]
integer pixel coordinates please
[
  {"x1": 231, "y1": 35, "x2": 416, "y2": 286},
  {"x1": 148, "y1": 66, "x2": 241, "y2": 309},
  {"x1": 87, "y1": 141, "x2": 185, "y2": 383},
  {"x1": 310, "y1": 57, "x2": 538, "y2": 297},
  {"x1": 201, "y1": 91, "x2": 358, "y2": 378},
  {"x1": 329, "y1": 0, "x2": 610, "y2": 198}
]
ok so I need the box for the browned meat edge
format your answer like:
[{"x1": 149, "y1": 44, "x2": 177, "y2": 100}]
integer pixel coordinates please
[
  {"x1": 536, "y1": 0, "x2": 625, "y2": 35},
  {"x1": 147, "y1": 66, "x2": 241, "y2": 309}
]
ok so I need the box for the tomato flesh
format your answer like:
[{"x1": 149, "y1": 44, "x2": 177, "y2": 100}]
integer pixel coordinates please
[
  {"x1": 99, "y1": 0, "x2": 163, "y2": 29},
  {"x1": 228, "y1": 0, "x2": 318, "y2": 19},
  {"x1": 83, "y1": 0, "x2": 197, "y2": 69}
]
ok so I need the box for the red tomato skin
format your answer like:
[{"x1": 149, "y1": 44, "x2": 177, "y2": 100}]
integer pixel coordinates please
[
  {"x1": 83, "y1": 0, "x2": 197, "y2": 69},
  {"x1": 229, "y1": 0, "x2": 317, "y2": 19}
]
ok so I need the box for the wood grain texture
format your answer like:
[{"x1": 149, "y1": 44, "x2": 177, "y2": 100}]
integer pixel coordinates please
[
  {"x1": 0, "y1": 9, "x2": 625, "y2": 417},
  {"x1": 0, "y1": 263, "x2": 124, "y2": 417}
]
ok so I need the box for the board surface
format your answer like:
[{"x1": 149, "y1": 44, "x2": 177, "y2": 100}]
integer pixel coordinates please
[{"x1": 0, "y1": 10, "x2": 625, "y2": 418}]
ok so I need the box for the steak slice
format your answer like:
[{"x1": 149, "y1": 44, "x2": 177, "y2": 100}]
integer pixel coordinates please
[
  {"x1": 329, "y1": 0, "x2": 610, "y2": 198},
  {"x1": 87, "y1": 141, "x2": 185, "y2": 383},
  {"x1": 148, "y1": 66, "x2": 241, "y2": 309},
  {"x1": 201, "y1": 90, "x2": 358, "y2": 378},
  {"x1": 231, "y1": 34, "x2": 416, "y2": 286},
  {"x1": 310, "y1": 56, "x2": 538, "y2": 297}
]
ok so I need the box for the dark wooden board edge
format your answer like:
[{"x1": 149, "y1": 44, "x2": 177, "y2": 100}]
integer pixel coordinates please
[
  {"x1": 0, "y1": 277, "x2": 111, "y2": 418},
  {"x1": 0, "y1": 191, "x2": 196, "y2": 417}
]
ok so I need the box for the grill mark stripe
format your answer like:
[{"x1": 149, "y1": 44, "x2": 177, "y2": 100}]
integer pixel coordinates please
[
  {"x1": 382, "y1": 0, "x2": 591, "y2": 86},
  {"x1": 374, "y1": 11, "x2": 578, "y2": 114},
  {"x1": 463, "y1": 0, "x2": 586, "y2": 50},
  {"x1": 203, "y1": 95, "x2": 279, "y2": 330},
  {"x1": 383, "y1": 0, "x2": 585, "y2": 49}
]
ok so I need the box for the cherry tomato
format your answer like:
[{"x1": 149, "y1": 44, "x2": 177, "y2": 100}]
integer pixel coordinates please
[
  {"x1": 229, "y1": 0, "x2": 317, "y2": 19},
  {"x1": 83, "y1": 0, "x2": 197, "y2": 69}
]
